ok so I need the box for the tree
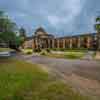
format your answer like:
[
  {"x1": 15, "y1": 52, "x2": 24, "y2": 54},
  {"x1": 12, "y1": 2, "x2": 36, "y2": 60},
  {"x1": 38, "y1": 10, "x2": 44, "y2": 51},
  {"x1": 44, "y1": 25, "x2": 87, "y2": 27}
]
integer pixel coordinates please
[
  {"x1": 0, "y1": 11, "x2": 17, "y2": 33},
  {"x1": 0, "y1": 11, "x2": 22, "y2": 49},
  {"x1": 19, "y1": 27, "x2": 26, "y2": 39},
  {"x1": 95, "y1": 16, "x2": 100, "y2": 50}
]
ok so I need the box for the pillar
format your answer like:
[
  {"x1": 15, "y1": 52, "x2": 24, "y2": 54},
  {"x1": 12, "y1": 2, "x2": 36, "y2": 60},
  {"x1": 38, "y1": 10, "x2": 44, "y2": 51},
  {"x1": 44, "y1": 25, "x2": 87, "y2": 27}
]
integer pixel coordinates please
[
  {"x1": 52, "y1": 39, "x2": 55, "y2": 48},
  {"x1": 57, "y1": 39, "x2": 60, "y2": 48},
  {"x1": 78, "y1": 37, "x2": 81, "y2": 48},
  {"x1": 35, "y1": 38, "x2": 38, "y2": 49},
  {"x1": 87, "y1": 36, "x2": 91, "y2": 49},
  {"x1": 47, "y1": 39, "x2": 50, "y2": 48},
  {"x1": 66, "y1": 39, "x2": 68, "y2": 48},
  {"x1": 63, "y1": 39, "x2": 66, "y2": 48},
  {"x1": 69, "y1": 38, "x2": 72, "y2": 48},
  {"x1": 32, "y1": 39, "x2": 35, "y2": 49}
]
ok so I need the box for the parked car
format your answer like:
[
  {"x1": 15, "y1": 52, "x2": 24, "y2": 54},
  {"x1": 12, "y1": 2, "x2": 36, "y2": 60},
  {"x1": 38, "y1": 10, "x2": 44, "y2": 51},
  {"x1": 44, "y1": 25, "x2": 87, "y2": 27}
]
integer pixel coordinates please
[
  {"x1": 0, "y1": 51, "x2": 10, "y2": 57},
  {"x1": 0, "y1": 48, "x2": 16, "y2": 57}
]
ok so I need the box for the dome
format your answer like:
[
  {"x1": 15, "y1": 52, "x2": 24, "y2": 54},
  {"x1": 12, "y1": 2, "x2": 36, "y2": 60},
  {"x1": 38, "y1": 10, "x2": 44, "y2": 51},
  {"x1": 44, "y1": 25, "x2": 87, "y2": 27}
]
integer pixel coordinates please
[{"x1": 35, "y1": 27, "x2": 47, "y2": 36}]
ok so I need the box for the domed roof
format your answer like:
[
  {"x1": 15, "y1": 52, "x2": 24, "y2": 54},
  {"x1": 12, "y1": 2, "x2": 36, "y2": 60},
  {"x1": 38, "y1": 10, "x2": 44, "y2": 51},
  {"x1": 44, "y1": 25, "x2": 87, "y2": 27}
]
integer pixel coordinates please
[
  {"x1": 35, "y1": 27, "x2": 47, "y2": 35},
  {"x1": 34, "y1": 27, "x2": 54, "y2": 39}
]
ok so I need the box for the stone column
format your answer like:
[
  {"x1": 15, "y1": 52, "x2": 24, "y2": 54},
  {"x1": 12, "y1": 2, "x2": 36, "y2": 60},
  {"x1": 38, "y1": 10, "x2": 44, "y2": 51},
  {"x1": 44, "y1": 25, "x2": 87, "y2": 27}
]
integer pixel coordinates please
[
  {"x1": 63, "y1": 39, "x2": 66, "y2": 48},
  {"x1": 32, "y1": 39, "x2": 35, "y2": 49},
  {"x1": 35, "y1": 38, "x2": 38, "y2": 49},
  {"x1": 78, "y1": 37, "x2": 81, "y2": 48},
  {"x1": 57, "y1": 39, "x2": 60, "y2": 48},
  {"x1": 69, "y1": 38, "x2": 72, "y2": 48},
  {"x1": 48, "y1": 39, "x2": 50, "y2": 48},
  {"x1": 52, "y1": 39, "x2": 55, "y2": 48},
  {"x1": 87, "y1": 36, "x2": 91, "y2": 49},
  {"x1": 34, "y1": 39, "x2": 36, "y2": 49},
  {"x1": 66, "y1": 39, "x2": 69, "y2": 48}
]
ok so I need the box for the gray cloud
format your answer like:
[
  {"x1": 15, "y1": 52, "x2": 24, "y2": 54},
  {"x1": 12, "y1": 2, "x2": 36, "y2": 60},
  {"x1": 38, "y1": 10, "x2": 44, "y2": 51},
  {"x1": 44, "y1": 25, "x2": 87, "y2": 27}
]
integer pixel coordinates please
[{"x1": 0, "y1": 0, "x2": 99, "y2": 36}]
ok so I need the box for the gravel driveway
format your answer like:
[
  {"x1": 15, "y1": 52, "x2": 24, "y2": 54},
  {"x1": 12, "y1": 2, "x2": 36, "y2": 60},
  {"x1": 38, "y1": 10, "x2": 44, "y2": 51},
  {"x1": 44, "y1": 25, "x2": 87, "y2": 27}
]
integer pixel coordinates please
[{"x1": 18, "y1": 54, "x2": 100, "y2": 100}]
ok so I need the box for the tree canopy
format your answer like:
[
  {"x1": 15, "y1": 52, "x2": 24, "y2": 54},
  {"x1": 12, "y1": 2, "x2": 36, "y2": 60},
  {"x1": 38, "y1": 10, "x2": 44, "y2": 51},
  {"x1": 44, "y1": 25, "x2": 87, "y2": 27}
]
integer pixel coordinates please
[
  {"x1": 0, "y1": 11, "x2": 23, "y2": 49},
  {"x1": 19, "y1": 27, "x2": 27, "y2": 39},
  {"x1": 95, "y1": 16, "x2": 100, "y2": 33},
  {"x1": 95, "y1": 16, "x2": 100, "y2": 50}
]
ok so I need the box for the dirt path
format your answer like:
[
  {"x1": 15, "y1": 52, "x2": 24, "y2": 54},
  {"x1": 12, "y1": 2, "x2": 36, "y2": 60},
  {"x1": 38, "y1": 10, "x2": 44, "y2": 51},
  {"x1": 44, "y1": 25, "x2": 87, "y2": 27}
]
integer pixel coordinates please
[{"x1": 17, "y1": 54, "x2": 100, "y2": 100}]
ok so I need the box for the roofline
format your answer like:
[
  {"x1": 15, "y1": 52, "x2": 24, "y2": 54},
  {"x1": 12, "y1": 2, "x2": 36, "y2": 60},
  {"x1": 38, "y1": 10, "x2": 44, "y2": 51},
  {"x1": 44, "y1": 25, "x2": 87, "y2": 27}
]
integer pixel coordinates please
[{"x1": 56, "y1": 33, "x2": 96, "y2": 39}]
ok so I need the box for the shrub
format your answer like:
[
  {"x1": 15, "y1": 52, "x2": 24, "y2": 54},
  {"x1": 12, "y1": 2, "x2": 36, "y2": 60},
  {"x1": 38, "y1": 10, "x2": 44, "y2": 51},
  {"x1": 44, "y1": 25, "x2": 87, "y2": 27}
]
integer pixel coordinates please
[
  {"x1": 40, "y1": 50, "x2": 48, "y2": 55},
  {"x1": 45, "y1": 48, "x2": 51, "y2": 53},
  {"x1": 26, "y1": 51, "x2": 33, "y2": 55},
  {"x1": 59, "y1": 48, "x2": 66, "y2": 51},
  {"x1": 51, "y1": 48, "x2": 56, "y2": 51},
  {"x1": 21, "y1": 49, "x2": 33, "y2": 54},
  {"x1": 34, "y1": 48, "x2": 41, "y2": 52}
]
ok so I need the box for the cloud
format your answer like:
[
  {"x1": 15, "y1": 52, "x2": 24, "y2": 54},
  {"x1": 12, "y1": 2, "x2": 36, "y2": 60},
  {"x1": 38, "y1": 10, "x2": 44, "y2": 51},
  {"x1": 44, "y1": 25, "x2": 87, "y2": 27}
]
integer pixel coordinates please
[
  {"x1": 46, "y1": 0, "x2": 85, "y2": 31},
  {"x1": 47, "y1": 15, "x2": 60, "y2": 27},
  {"x1": 0, "y1": 0, "x2": 100, "y2": 36}
]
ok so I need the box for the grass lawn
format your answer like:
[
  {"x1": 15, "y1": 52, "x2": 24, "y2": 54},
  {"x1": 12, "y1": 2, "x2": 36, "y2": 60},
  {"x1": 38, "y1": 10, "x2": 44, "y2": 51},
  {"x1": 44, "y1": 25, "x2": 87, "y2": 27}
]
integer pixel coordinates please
[
  {"x1": 0, "y1": 58, "x2": 89, "y2": 100},
  {"x1": 51, "y1": 48, "x2": 88, "y2": 52},
  {"x1": 64, "y1": 52, "x2": 85, "y2": 59},
  {"x1": 21, "y1": 49, "x2": 33, "y2": 54},
  {"x1": 0, "y1": 48, "x2": 14, "y2": 52},
  {"x1": 42, "y1": 51, "x2": 85, "y2": 59}
]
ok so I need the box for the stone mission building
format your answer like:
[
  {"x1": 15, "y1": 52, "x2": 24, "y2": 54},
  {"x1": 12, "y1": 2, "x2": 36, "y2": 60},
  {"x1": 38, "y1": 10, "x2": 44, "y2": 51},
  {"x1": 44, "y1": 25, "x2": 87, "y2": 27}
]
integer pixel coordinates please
[{"x1": 23, "y1": 27, "x2": 98, "y2": 50}]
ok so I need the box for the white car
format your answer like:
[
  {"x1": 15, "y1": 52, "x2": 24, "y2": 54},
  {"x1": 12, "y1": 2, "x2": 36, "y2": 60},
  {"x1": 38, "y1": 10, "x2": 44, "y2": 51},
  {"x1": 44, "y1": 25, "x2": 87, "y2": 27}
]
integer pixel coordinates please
[{"x1": 0, "y1": 51, "x2": 10, "y2": 57}]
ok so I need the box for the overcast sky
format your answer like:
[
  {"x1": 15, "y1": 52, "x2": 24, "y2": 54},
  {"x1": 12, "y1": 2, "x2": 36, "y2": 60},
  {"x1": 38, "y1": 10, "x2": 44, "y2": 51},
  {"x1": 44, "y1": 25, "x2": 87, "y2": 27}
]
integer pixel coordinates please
[{"x1": 0, "y1": 0, "x2": 100, "y2": 36}]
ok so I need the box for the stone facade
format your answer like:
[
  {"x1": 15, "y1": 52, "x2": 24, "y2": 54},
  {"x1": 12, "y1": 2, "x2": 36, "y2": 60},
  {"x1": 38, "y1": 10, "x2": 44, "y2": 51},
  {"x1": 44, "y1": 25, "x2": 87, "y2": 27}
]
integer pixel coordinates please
[{"x1": 23, "y1": 27, "x2": 98, "y2": 50}]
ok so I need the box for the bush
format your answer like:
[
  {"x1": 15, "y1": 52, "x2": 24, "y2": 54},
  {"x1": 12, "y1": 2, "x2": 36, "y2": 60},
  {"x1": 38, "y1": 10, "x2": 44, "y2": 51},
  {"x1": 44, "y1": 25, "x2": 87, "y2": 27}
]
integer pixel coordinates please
[
  {"x1": 21, "y1": 49, "x2": 33, "y2": 54},
  {"x1": 59, "y1": 48, "x2": 66, "y2": 51},
  {"x1": 26, "y1": 51, "x2": 33, "y2": 55},
  {"x1": 40, "y1": 50, "x2": 48, "y2": 55},
  {"x1": 45, "y1": 48, "x2": 51, "y2": 53},
  {"x1": 34, "y1": 48, "x2": 41, "y2": 52},
  {"x1": 52, "y1": 48, "x2": 57, "y2": 51}
]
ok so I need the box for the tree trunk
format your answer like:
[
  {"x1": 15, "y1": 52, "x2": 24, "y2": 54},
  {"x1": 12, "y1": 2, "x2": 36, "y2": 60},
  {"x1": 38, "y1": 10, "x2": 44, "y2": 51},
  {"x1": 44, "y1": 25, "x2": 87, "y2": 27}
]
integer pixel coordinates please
[
  {"x1": 95, "y1": 32, "x2": 100, "y2": 60},
  {"x1": 97, "y1": 32, "x2": 100, "y2": 51}
]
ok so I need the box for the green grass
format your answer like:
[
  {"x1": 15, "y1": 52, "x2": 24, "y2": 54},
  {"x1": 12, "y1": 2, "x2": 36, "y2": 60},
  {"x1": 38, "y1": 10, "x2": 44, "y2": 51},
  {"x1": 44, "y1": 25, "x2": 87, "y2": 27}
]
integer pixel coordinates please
[
  {"x1": 0, "y1": 58, "x2": 89, "y2": 100},
  {"x1": 44, "y1": 51, "x2": 85, "y2": 59},
  {"x1": 21, "y1": 49, "x2": 33, "y2": 54},
  {"x1": 51, "y1": 48, "x2": 88, "y2": 52},
  {"x1": 41, "y1": 48, "x2": 87, "y2": 59},
  {"x1": 64, "y1": 52, "x2": 85, "y2": 59},
  {"x1": 0, "y1": 48, "x2": 14, "y2": 52}
]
